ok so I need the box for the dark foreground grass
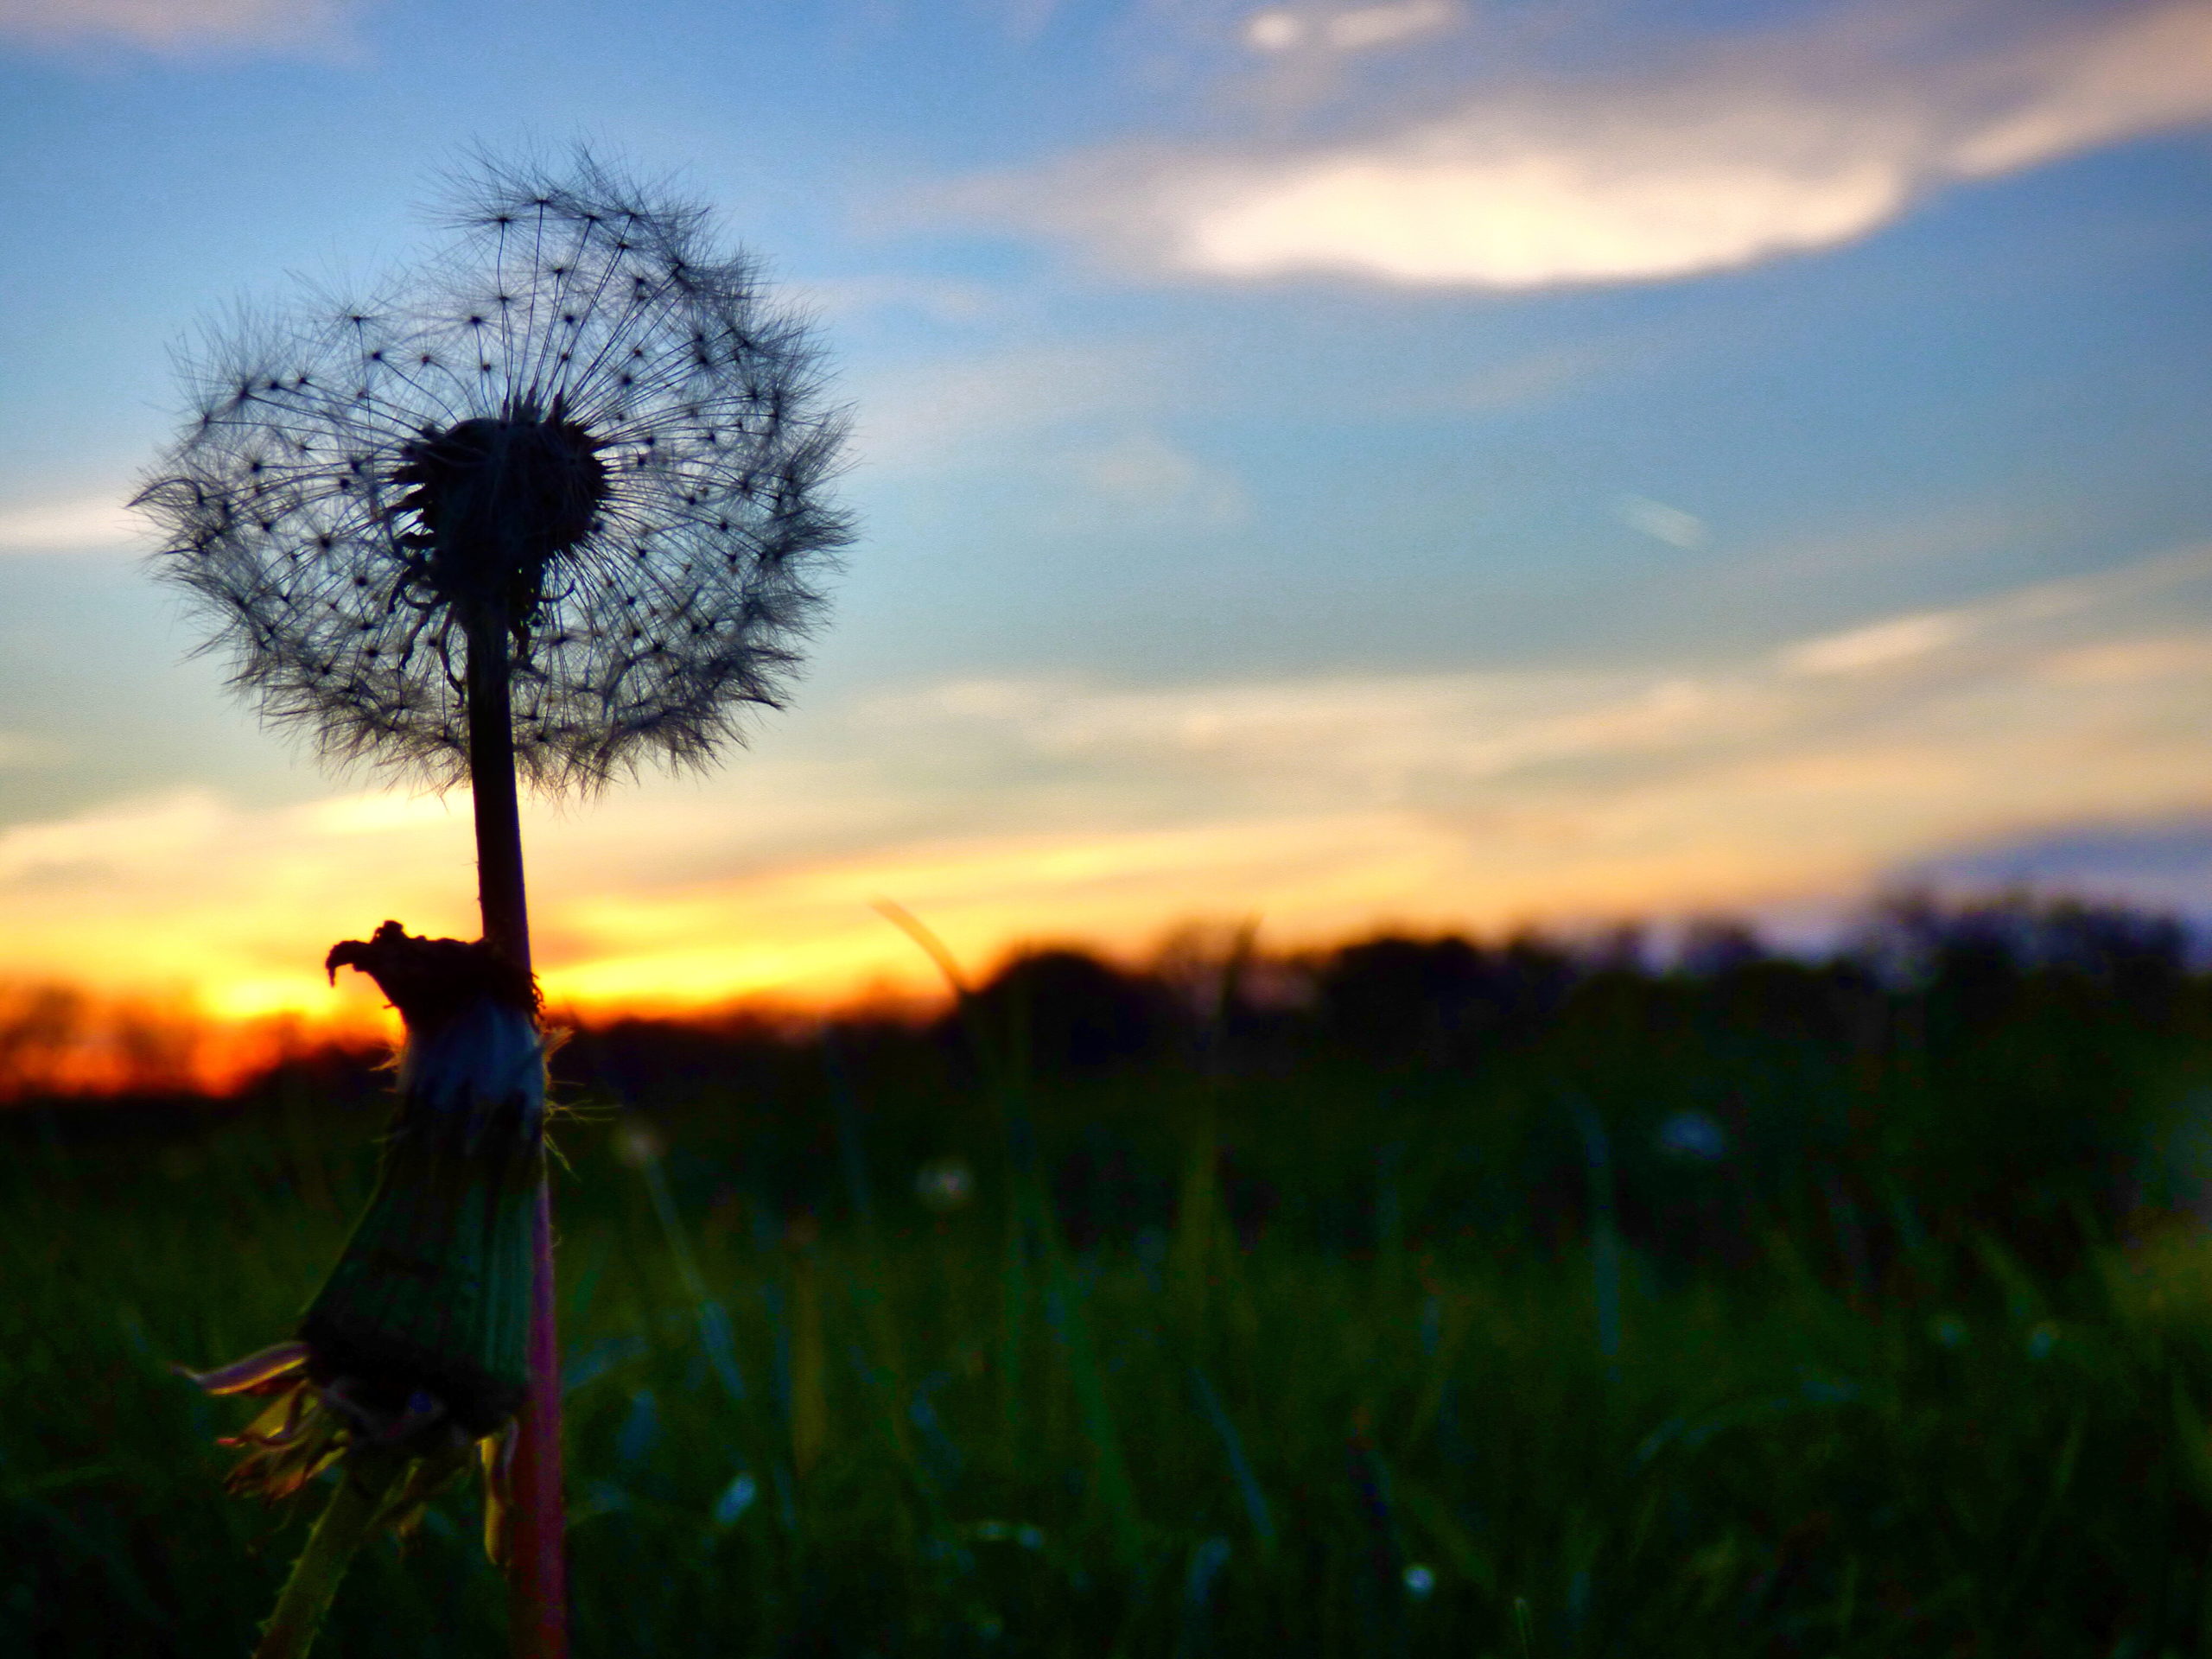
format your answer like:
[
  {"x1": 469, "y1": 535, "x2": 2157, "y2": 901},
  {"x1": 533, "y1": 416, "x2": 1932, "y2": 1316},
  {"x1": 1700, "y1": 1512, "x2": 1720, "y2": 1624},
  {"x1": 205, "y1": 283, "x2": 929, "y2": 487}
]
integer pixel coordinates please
[
  {"x1": 12, "y1": 895, "x2": 2212, "y2": 1656},
  {"x1": 10, "y1": 1079, "x2": 2212, "y2": 1658}
]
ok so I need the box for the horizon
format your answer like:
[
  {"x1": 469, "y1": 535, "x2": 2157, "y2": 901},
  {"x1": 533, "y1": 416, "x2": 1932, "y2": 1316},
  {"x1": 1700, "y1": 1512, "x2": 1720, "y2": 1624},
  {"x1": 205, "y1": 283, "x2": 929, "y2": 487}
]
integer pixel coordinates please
[{"x1": 2, "y1": 880, "x2": 2196, "y2": 1100}]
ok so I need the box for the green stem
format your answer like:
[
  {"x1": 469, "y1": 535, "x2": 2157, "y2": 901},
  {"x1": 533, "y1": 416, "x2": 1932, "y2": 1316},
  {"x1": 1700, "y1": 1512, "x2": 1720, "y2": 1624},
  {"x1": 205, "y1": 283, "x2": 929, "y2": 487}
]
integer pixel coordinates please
[{"x1": 253, "y1": 1452, "x2": 404, "y2": 1659}]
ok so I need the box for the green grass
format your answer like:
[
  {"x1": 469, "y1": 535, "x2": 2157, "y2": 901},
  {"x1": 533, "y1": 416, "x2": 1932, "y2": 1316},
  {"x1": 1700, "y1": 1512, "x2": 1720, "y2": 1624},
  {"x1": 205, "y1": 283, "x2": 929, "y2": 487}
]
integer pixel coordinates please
[{"x1": 9, "y1": 1062, "x2": 2212, "y2": 1659}]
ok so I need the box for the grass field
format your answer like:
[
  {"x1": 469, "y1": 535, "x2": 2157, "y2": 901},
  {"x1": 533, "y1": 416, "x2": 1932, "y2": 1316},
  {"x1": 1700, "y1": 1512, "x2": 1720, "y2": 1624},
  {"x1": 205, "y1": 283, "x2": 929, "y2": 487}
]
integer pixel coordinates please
[{"x1": 10, "y1": 906, "x2": 2212, "y2": 1656}]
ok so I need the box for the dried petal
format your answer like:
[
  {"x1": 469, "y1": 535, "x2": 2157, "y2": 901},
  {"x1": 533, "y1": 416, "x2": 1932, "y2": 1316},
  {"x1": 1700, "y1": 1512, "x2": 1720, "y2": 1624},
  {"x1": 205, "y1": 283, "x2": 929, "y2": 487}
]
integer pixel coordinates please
[{"x1": 179, "y1": 1340, "x2": 312, "y2": 1396}]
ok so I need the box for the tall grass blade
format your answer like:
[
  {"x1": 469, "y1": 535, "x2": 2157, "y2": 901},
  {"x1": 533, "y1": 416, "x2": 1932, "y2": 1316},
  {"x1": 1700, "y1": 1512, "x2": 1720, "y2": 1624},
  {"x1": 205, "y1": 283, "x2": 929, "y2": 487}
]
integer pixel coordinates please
[
  {"x1": 1570, "y1": 1098, "x2": 1622, "y2": 1370},
  {"x1": 1191, "y1": 1366, "x2": 1275, "y2": 1555}
]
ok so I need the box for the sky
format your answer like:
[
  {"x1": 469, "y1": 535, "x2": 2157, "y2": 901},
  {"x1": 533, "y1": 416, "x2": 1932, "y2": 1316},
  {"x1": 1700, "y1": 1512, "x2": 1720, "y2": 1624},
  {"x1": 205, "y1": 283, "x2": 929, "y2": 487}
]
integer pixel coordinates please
[{"x1": 1, "y1": 0, "x2": 2210, "y2": 1034}]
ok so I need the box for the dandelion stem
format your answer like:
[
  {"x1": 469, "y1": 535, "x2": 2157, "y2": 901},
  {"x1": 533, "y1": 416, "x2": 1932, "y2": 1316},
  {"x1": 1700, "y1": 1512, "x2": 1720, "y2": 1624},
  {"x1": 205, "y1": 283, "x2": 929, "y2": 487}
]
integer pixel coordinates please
[
  {"x1": 467, "y1": 610, "x2": 531, "y2": 964},
  {"x1": 252, "y1": 1451, "x2": 403, "y2": 1659},
  {"x1": 511, "y1": 1177, "x2": 567, "y2": 1657},
  {"x1": 467, "y1": 607, "x2": 567, "y2": 1659}
]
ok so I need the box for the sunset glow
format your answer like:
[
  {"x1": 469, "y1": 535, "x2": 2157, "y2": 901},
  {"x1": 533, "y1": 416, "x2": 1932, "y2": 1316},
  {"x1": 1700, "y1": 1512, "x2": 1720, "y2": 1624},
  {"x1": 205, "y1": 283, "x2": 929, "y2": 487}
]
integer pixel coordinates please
[{"x1": 15, "y1": 539, "x2": 2212, "y2": 1051}]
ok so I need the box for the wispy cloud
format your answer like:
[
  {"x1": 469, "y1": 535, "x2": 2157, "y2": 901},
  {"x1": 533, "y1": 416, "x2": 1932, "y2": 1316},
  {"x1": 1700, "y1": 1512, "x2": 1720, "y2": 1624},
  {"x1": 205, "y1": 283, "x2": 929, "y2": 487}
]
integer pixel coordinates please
[
  {"x1": 849, "y1": 342, "x2": 1165, "y2": 469},
  {"x1": 1618, "y1": 496, "x2": 1708, "y2": 550},
  {"x1": 1778, "y1": 611, "x2": 1969, "y2": 676},
  {"x1": 955, "y1": 1, "x2": 2212, "y2": 288},
  {"x1": 0, "y1": 0, "x2": 356, "y2": 54},
  {"x1": 1058, "y1": 429, "x2": 1250, "y2": 528},
  {"x1": 0, "y1": 493, "x2": 139, "y2": 554},
  {"x1": 1243, "y1": 1, "x2": 1461, "y2": 55},
  {"x1": 1903, "y1": 810, "x2": 2212, "y2": 920},
  {"x1": 849, "y1": 342, "x2": 1250, "y2": 525}
]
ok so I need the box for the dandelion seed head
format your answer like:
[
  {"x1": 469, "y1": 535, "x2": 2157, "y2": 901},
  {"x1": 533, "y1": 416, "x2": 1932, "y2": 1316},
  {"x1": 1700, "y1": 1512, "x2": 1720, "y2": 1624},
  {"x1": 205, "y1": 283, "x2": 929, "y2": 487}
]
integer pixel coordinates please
[{"x1": 136, "y1": 150, "x2": 853, "y2": 791}]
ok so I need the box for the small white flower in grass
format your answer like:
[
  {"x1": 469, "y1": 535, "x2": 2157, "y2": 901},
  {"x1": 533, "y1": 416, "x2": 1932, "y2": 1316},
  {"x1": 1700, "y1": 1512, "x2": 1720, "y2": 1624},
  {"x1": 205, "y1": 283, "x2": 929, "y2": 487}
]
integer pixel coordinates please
[
  {"x1": 612, "y1": 1118, "x2": 665, "y2": 1167},
  {"x1": 1656, "y1": 1110, "x2": 1729, "y2": 1163},
  {"x1": 915, "y1": 1157, "x2": 975, "y2": 1211},
  {"x1": 1402, "y1": 1563, "x2": 1436, "y2": 1599},
  {"x1": 713, "y1": 1471, "x2": 758, "y2": 1527}
]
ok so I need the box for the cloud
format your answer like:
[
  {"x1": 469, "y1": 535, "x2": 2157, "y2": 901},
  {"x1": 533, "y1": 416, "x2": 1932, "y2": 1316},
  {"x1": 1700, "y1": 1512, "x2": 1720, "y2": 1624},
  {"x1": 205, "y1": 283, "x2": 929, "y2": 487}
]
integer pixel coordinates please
[
  {"x1": 1943, "y1": 2, "x2": 2212, "y2": 176},
  {"x1": 1619, "y1": 496, "x2": 1708, "y2": 550},
  {"x1": 0, "y1": 493, "x2": 140, "y2": 554},
  {"x1": 1779, "y1": 611, "x2": 1967, "y2": 676},
  {"x1": 849, "y1": 343, "x2": 1163, "y2": 470},
  {"x1": 1902, "y1": 815, "x2": 2212, "y2": 918},
  {"x1": 576, "y1": 545, "x2": 2212, "y2": 988},
  {"x1": 791, "y1": 273, "x2": 1006, "y2": 327},
  {"x1": 1243, "y1": 1, "x2": 1460, "y2": 55},
  {"x1": 1447, "y1": 343, "x2": 1612, "y2": 410},
  {"x1": 0, "y1": 0, "x2": 353, "y2": 53},
  {"x1": 850, "y1": 542, "x2": 2212, "y2": 912},
  {"x1": 16, "y1": 541, "x2": 2212, "y2": 1018},
  {"x1": 960, "y1": 1, "x2": 2212, "y2": 288},
  {"x1": 1060, "y1": 429, "x2": 1250, "y2": 527},
  {"x1": 850, "y1": 347, "x2": 1250, "y2": 526}
]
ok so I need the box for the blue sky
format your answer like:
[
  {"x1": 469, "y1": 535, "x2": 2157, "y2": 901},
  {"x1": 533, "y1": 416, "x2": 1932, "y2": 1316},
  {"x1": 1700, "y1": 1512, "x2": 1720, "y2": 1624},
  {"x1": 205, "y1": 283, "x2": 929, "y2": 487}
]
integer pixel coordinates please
[{"x1": 2, "y1": 0, "x2": 2210, "y2": 1021}]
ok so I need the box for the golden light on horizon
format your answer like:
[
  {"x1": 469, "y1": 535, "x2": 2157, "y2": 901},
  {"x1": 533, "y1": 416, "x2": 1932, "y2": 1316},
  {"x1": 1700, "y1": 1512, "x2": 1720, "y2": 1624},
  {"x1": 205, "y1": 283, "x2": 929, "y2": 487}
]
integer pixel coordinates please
[{"x1": 9, "y1": 549, "x2": 2212, "y2": 1050}]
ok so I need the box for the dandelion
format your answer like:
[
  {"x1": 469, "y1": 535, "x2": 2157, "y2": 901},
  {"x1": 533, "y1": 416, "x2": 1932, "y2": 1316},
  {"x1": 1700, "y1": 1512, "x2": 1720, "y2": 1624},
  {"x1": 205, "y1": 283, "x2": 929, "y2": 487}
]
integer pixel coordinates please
[{"x1": 139, "y1": 151, "x2": 851, "y2": 1658}]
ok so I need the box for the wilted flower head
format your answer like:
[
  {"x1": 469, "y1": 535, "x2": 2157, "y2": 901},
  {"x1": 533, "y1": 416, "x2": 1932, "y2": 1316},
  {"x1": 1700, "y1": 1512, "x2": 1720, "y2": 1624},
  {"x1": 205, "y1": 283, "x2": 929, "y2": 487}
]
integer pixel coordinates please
[
  {"x1": 181, "y1": 921, "x2": 550, "y2": 1564},
  {"x1": 183, "y1": 1339, "x2": 499, "y2": 1546},
  {"x1": 136, "y1": 152, "x2": 851, "y2": 789}
]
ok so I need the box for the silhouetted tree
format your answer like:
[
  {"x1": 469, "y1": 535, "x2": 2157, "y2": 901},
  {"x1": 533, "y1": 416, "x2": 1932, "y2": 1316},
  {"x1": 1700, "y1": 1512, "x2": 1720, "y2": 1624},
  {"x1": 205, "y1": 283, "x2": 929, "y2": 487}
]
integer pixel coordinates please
[{"x1": 963, "y1": 948, "x2": 1170, "y2": 1073}]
